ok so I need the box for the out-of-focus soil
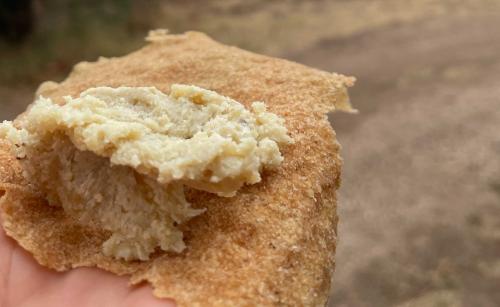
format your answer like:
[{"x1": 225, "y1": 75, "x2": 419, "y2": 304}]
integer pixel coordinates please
[
  {"x1": 1, "y1": 1, "x2": 500, "y2": 306},
  {"x1": 292, "y1": 13, "x2": 500, "y2": 307}
]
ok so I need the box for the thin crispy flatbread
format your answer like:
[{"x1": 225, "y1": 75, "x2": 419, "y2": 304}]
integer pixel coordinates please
[{"x1": 0, "y1": 31, "x2": 354, "y2": 306}]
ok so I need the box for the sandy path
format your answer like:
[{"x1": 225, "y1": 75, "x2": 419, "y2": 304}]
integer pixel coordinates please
[{"x1": 292, "y1": 12, "x2": 500, "y2": 307}]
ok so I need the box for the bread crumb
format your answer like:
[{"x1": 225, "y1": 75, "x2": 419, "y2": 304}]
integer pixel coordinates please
[{"x1": 145, "y1": 29, "x2": 170, "y2": 42}]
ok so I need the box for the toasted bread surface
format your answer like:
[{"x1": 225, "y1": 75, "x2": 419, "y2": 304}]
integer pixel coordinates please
[{"x1": 0, "y1": 31, "x2": 354, "y2": 306}]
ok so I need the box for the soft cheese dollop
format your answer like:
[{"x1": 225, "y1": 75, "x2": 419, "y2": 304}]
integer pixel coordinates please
[{"x1": 0, "y1": 85, "x2": 292, "y2": 261}]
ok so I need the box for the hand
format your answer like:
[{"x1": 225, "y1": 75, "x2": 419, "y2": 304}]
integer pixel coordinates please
[{"x1": 0, "y1": 219, "x2": 175, "y2": 307}]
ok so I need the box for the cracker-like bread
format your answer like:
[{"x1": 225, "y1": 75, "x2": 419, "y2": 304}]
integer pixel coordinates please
[{"x1": 0, "y1": 31, "x2": 354, "y2": 306}]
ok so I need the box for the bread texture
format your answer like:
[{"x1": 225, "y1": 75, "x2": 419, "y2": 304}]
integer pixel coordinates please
[
  {"x1": 0, "y1": 84, "x2": 293, "y2": 261},
  {"x1": 0, "y1": 31, "x2": 354, "y2": 306}
]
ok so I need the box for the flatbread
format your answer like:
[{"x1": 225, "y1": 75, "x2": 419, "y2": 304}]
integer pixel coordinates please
[{"x1": 0, "y1": 31, "x2": 354, "y2": 306}]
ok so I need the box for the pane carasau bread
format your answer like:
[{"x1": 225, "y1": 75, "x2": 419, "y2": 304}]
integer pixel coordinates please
[{"x1": 0, "y1": 31, "x2": 354, "y2": 306}]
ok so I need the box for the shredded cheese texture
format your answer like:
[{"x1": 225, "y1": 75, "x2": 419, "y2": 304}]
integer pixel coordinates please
[{"x1": 0, "y1": 84, "x2": 292, "y2": 261}]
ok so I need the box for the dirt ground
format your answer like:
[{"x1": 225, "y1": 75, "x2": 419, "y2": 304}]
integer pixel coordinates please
[
  {"x1": 299, "y1": 13, "x2": 500, "y2": 307},
  {"x1": 1, "y1": 1, "x2": 500, "y2": 306}
]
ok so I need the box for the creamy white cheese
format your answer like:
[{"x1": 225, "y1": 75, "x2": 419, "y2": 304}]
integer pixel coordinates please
[{"x1": 0, "y1": 84, "x2": 292, "y2": 260}]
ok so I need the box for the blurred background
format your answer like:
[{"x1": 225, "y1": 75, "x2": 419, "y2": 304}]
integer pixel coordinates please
[{"x1": 1, "y1": 0, "x2": 500, "y2": 306}]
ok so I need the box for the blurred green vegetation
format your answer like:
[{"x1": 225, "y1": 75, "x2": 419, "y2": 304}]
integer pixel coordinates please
[{"x1": 0, "y1": 0, "x2": 146, "y2": 85}]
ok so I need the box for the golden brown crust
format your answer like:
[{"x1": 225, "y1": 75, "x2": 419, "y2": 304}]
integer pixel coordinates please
[{"x1": 0, "y1": 32, "x2": 353, "y2": 306}]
